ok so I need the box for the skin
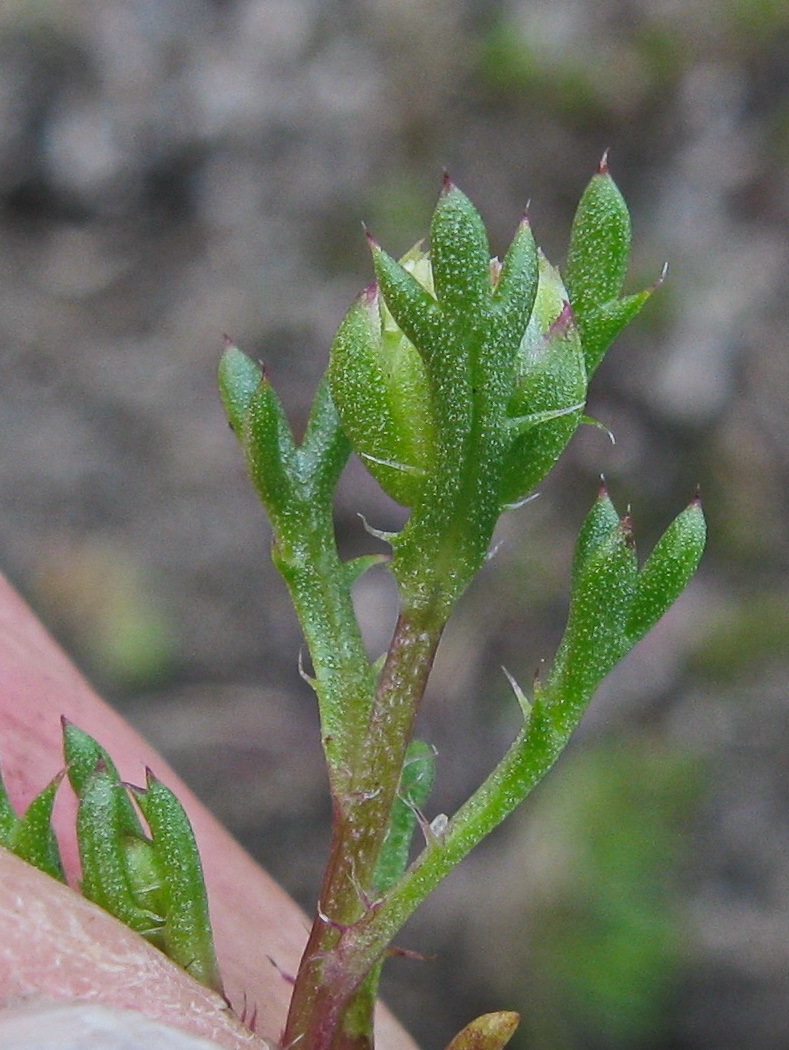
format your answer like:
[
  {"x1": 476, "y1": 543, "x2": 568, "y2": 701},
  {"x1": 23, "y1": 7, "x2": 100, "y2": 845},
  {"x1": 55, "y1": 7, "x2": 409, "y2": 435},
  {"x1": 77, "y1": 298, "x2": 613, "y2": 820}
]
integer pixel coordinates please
[{"x1": 0, "y1": 571, "x2": 415, "y2": 1050}]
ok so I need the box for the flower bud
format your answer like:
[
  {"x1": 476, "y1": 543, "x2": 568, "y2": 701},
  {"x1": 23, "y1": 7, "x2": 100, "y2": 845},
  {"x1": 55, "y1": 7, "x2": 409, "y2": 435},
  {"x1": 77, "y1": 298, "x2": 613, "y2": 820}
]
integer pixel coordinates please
[
  {"x1": 499, "y1": 254, "x2": 586, "y2": 507},
  {"x1": 329, "y1": 244, "x2": 438, "y2": 507}
]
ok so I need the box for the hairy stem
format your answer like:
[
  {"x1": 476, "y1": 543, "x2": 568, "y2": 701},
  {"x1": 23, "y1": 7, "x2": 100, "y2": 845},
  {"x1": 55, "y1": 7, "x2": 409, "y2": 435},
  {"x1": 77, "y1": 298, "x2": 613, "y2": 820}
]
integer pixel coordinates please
[{"x1": 283, "y1": 604, "x2": 445, "y2": 1050}]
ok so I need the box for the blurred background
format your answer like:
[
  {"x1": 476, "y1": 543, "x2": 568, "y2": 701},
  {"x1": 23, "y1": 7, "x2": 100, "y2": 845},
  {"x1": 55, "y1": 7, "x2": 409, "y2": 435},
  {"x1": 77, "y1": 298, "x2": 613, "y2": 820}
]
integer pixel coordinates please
[{"x1": 1, "y1": 1, "x2": 788, "y2": 1048}]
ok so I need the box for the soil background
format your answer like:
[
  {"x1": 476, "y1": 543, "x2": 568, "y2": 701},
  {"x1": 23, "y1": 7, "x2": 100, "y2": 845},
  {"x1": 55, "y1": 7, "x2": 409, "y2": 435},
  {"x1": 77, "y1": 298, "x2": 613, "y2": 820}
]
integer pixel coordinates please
[{"x1": 1, "y1": 3, "x2": 788, "y2": 1049}]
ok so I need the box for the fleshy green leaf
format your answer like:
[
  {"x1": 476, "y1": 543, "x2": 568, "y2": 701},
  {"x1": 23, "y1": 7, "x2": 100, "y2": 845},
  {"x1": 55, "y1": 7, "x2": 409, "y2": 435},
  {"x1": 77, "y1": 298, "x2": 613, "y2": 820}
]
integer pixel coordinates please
[
  {"x1": 626, "y1": 495, "x2": 706, "y2": 645},
  {"x1": 243, "y1": 372, "x2": 298, "y2": 516},
  {"x1": 329, "y1": 282, "x2": 436, "y2": 507},
  {"x1": 296, "y1": 374, "x2": 352, "y2": 502},
  {"x1": 492, "y1": 215, "x2": 539, "y2": 334},
  {"x1": 77, "y1": 762, "x2": 164, "y2": 937},
  {"x1": 430, "y1": 178, "x2": 492, "y2": 312},
  {"x1": 63, "y1": 718, "x2": 143, "y2": 838},
  {"x1": 566, "y1": 156, "x2": 632, "y2": 313},
  {"x1": 132, "y1": 770, "x2": 223, "y2": 994},
  {"x1": 218, "y1": 339, "x2": 263, "y2": 434},
  {"x1": 9, "y1": 772, "x2": 65, "y2": 882},
  {"x1": 574, "y1": 289, "x2": 654, "y2": 379},
  {"x1": 370, "y1": 241, "x2": 444, "y2": 369},
  {"x1": 548, "y1": 511, "x2": 638, "y2": 708},
  {"x1": 565, "y1": 157, "x2": 655, "y2": 378}
]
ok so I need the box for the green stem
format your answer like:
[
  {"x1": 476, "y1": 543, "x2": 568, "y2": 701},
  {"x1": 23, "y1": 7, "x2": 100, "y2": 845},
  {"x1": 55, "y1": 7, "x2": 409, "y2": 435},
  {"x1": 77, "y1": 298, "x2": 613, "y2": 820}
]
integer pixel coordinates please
[
  {"x1": 318, "y1": 695, "x2": 575, "y2": 1001},
  {"x1": 283, "y1": 603, "x2": 445, "y2": 1050},
  {"x1": 272, "y1": 502, "x2": 376, "y2": 798}
]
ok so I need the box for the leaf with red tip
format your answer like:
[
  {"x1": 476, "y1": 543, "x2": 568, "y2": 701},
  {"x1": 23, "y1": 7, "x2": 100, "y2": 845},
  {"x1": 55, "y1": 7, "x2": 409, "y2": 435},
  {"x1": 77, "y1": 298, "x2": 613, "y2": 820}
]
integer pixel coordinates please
[
  {"x1": 626, "y1": 495, "x2": 706, "y2": 645},
  {"x1": 430, "y1": 181, "x2": 492, "y2": 311},
  {"x1": 217, "y1": 340, "x2": 263, "y2": 435},
  {"x1": 565, "y1": 162, "x2": 654, "y2": 378}
]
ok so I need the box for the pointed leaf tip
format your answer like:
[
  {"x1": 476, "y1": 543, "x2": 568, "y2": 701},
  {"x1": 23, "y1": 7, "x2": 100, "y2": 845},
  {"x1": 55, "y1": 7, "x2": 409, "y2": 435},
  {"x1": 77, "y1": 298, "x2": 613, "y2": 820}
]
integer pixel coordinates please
[
  {"x1": 598, "y1": 148, "x2": 610, "y2": 174},
  {"x1": 441, "y1": 170, "x2": 455, "y2": 195}
]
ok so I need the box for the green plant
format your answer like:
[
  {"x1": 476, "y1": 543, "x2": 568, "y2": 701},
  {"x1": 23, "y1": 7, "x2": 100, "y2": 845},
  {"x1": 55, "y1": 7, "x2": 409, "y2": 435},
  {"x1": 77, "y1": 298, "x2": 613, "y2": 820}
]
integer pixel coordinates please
[
  {"x1": 219, "y1": 157, "x2": 705, "y2": 1050},
  {"x1": 0, "y1": 156, "x2": 705, "y2": 1050}
]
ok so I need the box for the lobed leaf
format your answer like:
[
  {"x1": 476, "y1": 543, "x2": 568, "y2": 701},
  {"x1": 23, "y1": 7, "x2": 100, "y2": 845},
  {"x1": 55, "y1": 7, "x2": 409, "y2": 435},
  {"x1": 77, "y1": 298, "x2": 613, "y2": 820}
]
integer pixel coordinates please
[
  {"x1": 548, "y1": 513, "x2": 638, "y2": 710},
  {"x1": 574, "y1": 288, "x2": 654, "y2": 379}
]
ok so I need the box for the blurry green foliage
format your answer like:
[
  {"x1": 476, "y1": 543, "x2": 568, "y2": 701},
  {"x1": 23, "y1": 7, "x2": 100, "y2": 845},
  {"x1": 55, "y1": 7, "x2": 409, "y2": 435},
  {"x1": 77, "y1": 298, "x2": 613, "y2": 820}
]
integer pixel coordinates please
[
  {"x1": 690, "y1": 590, "x2": 789, "y2": 680},
  {"x1": 477, "y1": 18, "x2": 686, "y2": 123},
  {"x1": 509, "y1": 738, "x2": 703, "y2": 1050},
  {"x1": 723, "y1": 0, "x2": 789, "y2": 39},
  {"x1": 32, "y1": 542, "x2": 176, "y2": 692}
]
